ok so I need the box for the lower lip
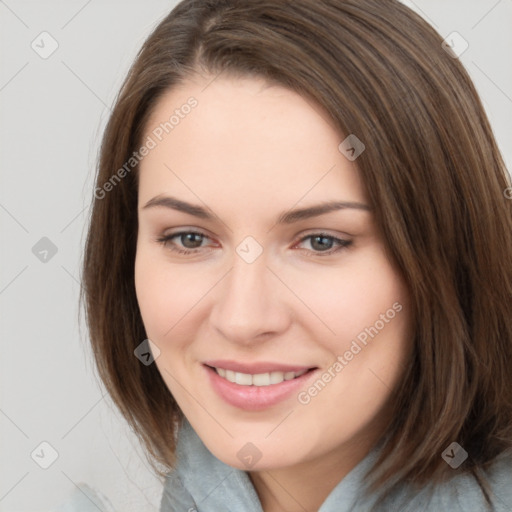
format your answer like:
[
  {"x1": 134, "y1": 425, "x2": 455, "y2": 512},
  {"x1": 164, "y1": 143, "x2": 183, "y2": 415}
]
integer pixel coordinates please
[{"x1": 204, "y1": 365, "x2": 317, "y2": 411}]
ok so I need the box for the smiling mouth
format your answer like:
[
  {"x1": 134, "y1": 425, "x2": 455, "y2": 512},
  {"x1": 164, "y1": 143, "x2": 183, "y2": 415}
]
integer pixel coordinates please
[{"x1": 206, "y1": 365, "x2": 316, "y2": 386}]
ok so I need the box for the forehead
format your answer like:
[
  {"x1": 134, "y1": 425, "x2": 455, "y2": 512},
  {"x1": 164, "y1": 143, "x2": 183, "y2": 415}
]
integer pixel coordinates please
[{"x1": 138, "y1": 76, "x2": 368, "y2": 213}]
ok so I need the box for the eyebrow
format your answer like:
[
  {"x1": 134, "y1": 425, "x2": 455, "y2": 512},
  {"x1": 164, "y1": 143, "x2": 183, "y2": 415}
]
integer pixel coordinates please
[{"x1": 141, "y1": 195, "x2": 371, "y2": 224}]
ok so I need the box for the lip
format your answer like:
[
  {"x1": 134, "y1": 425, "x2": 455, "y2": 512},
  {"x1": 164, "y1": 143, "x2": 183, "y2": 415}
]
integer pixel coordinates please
[
  {"x1": 203, "y1": 363, "x2": 318, "y2": 411},
  {"x1": 203, "y1": 359, "x2": 313, "y2": 374}
]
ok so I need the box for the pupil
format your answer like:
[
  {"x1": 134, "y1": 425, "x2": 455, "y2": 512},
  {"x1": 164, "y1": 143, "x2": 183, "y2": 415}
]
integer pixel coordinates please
[
  {"x1": 312, "y1": 236, "x2": 332, "y2": 251},
  {"x1": 182, "y1": 233, "x2": 203, "y2": 248}
]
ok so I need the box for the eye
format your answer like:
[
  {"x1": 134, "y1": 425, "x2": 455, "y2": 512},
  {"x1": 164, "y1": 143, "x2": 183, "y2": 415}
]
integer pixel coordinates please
[
  {"x1": 156, "y1": 230, "x2": 352, "y2": 257},
  {"x1": 156, "y1": 230, "x2": 214, "y2": 254},
  {"x1": 295, "y1": 233, "x2": 352, "y2": 255}
]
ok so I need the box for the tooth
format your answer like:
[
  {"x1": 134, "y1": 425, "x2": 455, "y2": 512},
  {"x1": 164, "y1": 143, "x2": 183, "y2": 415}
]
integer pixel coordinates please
[
  {"x1": 235, "y1": 372, "x2": 253, "y2": 385},
  {"x1": 216, "y1": 368, "x2": 309, "y2": 386},
  {"x1": 252, "y1": 373, "x2": 271, "y2": 386},
  {"x1": 269, "y1": 371, "x2": 285, "y2": 384}
]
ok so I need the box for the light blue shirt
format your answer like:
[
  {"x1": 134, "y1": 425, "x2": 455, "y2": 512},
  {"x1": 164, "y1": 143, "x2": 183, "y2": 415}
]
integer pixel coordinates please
[
  {"x1": 160, "y1": 419, "x2": 512, "y2": 511},
  {"x1": 58, "y1": 418, "x2": 512, "y2": 511}
]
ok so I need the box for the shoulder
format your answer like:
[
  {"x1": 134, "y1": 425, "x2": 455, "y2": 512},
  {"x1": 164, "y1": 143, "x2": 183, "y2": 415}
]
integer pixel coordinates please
[
  {"x1": 160, "y1": 471, "x2": 198, "y2": 511},
  {"x1": 446, "y1": 452, "x2": 512, "y2": 511},
  {"x1": 55, "y1": 484, "x2": 115, "y2": 512},
  {"x1": 402, "y1": 452, "x2": 512, "y2": 512}
]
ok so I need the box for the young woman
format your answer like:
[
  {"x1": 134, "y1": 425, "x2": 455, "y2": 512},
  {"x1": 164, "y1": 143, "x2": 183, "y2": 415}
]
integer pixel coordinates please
[{"x1": 80, "y1": 0, "x2": 512, "y2": 510}]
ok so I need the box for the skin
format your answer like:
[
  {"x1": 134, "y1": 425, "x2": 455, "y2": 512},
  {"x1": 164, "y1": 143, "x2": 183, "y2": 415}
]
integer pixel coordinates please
[{"x1": 134, "y1": 73, "x2": 412, "y2": 511}]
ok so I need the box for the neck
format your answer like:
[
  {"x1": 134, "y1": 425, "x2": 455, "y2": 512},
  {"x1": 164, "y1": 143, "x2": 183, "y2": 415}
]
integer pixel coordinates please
[{"x1": 248, "y1": 430, "x2": 380, "y2": 512}]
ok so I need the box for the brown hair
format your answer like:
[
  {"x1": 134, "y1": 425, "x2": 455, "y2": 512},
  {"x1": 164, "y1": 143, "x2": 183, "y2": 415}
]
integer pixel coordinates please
[{"x1": 81, "y1": 0, "x2": 512, "y2": 505}]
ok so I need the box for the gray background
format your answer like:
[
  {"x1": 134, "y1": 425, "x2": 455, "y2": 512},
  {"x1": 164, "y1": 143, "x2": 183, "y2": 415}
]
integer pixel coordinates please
[{"x1": 1, "y1": 1, "x2": 511, "y2": 510}]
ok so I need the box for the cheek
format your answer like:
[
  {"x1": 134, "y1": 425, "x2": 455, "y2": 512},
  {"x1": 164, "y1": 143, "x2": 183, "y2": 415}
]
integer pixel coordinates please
[
  {"x1": 295, "y1": 255, "x2": 410, "y2": 439},
  {"x1": 285, "y1": 248, "x2": 408, "y2": 348},
  {"x1": 134, "y1": 247, "x2": 207, "y2": 342}
]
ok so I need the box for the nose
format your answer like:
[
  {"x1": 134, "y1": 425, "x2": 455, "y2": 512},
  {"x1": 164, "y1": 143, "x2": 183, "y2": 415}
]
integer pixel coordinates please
[{"x1": 209, "y1": 252, "x2": 291, "y2": 345}]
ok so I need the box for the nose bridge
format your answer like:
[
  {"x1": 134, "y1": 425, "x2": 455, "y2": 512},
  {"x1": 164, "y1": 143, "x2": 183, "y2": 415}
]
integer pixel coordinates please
[
  {"x1": 210, "y1": 248, "x2": 289, "y2": 342},
  {"x1": 223, "y1": 253, "x2": 271, "y2": 320}
]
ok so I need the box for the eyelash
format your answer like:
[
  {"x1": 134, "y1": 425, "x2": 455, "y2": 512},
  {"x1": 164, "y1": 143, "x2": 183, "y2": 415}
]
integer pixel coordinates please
[{"x1": 155, "y1": 230, "x2": 353, "y2": 257}]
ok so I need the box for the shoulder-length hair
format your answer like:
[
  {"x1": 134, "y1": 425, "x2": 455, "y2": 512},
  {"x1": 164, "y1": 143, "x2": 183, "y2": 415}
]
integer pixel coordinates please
[{"x1": 81, "y1": 0, "x2": 512, "y2": 504}]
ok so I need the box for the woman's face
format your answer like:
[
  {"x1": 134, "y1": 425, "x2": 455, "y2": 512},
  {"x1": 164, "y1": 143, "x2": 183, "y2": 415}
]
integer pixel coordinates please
[{"x1": 135, "y1": 75, "x2": 412, "y2": 472}]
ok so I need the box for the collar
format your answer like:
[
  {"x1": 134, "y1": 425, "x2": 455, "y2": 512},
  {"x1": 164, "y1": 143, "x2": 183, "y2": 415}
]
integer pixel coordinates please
[{"x1": 161, "y1": 417, "x2": 384, "y2": 511}]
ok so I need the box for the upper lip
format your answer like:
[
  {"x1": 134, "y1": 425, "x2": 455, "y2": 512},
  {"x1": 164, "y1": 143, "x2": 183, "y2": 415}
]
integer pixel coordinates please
[{"x1": 203, "y1": 360, "x2": 316, "y2": 374}]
